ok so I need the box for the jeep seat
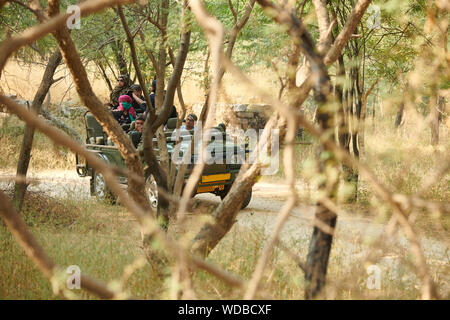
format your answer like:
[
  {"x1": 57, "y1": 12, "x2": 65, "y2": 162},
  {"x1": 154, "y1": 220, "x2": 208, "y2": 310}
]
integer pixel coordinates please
[
  {"x1": 166, "y1": 117, "x2": 178, "y2": 130},
  {"x1": 85, "y1": 112, "x2": 105, "y2": 144}
]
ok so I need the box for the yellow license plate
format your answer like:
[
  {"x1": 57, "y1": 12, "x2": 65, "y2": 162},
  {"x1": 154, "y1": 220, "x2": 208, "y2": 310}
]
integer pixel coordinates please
[
  {"x1": 201, "y1": 173, "x2": 231, "y2": 183},
  {"x1": 197, "y1": 185, "x2": 225, "y2": 193}
]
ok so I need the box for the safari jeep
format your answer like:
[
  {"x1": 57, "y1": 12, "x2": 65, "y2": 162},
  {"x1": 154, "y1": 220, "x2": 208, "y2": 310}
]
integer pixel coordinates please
[{"x1": 76, "y1": 112, "x2": 252, "y2": 209}]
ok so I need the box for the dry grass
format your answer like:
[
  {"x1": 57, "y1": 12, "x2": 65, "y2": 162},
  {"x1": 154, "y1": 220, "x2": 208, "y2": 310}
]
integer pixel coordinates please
[
  {"x1": 0, "y1": 115, "x2": 77, "y2": 170},
  {"x1": 0, "y1": 60, "x2": 448, "y2": 300},
  {"x1": 1, "y1": 191, "x2": 447, "y2": 299},
  {"x1": 1, "y1": 58, "x2": 279, "y2": 111}
]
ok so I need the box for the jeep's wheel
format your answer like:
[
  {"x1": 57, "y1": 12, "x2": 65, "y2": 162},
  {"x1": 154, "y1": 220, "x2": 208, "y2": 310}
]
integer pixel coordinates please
[
  {"x1": 146, "y1": 175, "x2": 158, "y2": 209},
  {"x1": 93, "y1": 171, "x2": 116, "y2": 204}
]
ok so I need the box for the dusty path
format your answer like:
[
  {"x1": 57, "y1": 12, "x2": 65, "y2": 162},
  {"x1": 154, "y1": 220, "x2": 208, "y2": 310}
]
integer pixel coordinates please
[{"x1": 1, "y1": 169, "x2": 448, "y2": 295}]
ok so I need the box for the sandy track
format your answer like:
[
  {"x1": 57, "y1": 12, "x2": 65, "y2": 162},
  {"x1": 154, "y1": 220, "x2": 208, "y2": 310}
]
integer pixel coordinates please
[{"x1": 1, "y1": 169, "x2": 448, "y2": 295}]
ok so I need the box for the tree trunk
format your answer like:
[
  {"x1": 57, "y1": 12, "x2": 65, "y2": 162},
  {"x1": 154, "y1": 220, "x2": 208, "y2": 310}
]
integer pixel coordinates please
[
  {"x1": 97, "y1": 61, "x2": 113, "y2": 92},
  {"x1": 153, "y1": 0, "x2": 170, "y2": 176},
  {"x1": 430, "y1": 95, "x2": 441, "y2": 146},
  {"x1": 305, "y1": 67, "x2": 339, "y2": 299},
  {"x1": 112, "y1": 38, "x2": 128, "y2": 76},
  {"x1": 305, "y1": 206, "x2": 337, "y2": 299},
  {"x1": 12, "y1": 49, "x2": 62, "y2": 211},
  {"x1": 395, "y1": 103, "x2": 404, "y2": 127},
  {"x1": 199, "y1": 0, "x2": 256, "y2": 124},
  {"x1": 48, "y1": 0, "x2": 151, "y2": 217}
]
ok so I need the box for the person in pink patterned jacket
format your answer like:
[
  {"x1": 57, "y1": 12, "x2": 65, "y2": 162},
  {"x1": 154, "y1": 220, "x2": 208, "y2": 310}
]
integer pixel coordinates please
[{"x1": 116, "y1": 94, "x2": 136, "y2": 125}]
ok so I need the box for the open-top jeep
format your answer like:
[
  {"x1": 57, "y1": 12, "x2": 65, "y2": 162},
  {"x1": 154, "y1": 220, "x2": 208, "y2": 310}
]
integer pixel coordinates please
[{"x1": 76, "y1": 112, "x2": 252, "y2": 209}]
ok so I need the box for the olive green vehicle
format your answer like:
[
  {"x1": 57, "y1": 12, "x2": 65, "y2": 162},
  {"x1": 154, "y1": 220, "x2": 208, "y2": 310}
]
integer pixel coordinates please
[{"x1": 76, "y1": 112, "x2": 252, "y2": 209}]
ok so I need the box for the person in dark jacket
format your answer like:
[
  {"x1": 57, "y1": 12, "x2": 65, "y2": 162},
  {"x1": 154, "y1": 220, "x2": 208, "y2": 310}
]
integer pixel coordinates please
[
  {"x1": 146, "y1": 79, "x2": 178, "y2": 124},
  {"x1": 130, "y1": 84, "x2": 147, "y2": 114},
  {"x1": 128, "y1": 115, "x2": 145, "y2": 148}
]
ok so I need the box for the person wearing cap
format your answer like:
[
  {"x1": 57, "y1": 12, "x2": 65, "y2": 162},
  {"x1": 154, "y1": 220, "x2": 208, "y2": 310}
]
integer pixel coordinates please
[
  {"x1": 128, "y1": 115, "x2": 145, "y2": 148},
  {"x1": 180, "y1": 113, "x2": 197, "y2": 131},
  {"x1": 109, "y1": 74, "x2": 131, "y2": 108},
  {"x1": 130, "y1": 84, "x2": 146, "y2": 114}
]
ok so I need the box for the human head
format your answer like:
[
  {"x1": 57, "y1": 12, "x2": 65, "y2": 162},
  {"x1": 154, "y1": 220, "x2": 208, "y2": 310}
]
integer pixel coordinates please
[
  {"x1": 185, "y1": 113, "x2": 197, "y2": 130},
  {"x1": 217, "y1": 123, "x2": 226, "y2": 132},
  {"x1": 131, "y1": 84, "x2": 142, "y2": 96},
  {"x1": 135, "y1": 115, "x2": 145, "y2": 133},
  {"x1": 118, "y1": 95, "x2": 133, "y2": 111},
  {"x1": 117, "y1": 75, "x2": 128, "y2": 87}
]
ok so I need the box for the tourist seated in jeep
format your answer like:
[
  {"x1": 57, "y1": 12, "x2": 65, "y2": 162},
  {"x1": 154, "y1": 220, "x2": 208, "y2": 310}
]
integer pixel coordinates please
[
  {"x1": 130, "y1": 84, "x2": 147, "y2": 114},
  {"x1": 180, "y1": 113, "x2": 197, "y2": 131},
  {"x1": 109, "y1": 74, "x2": 131, "y2": 108},
  {"x1": 128, "y1": 115, "x2": 145, "y2": 148},
  {"x1": 113, "y1": 94, "x2": 136, "y2": 132},
  {"x1": 145, "y1": 79, "x2": 178, "y2": 124}
]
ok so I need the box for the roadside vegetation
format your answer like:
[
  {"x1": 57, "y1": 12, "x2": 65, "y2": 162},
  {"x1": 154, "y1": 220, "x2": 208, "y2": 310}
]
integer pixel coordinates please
[{"x1": 0, "y1": 0, "x2": 448, "y2": 300}]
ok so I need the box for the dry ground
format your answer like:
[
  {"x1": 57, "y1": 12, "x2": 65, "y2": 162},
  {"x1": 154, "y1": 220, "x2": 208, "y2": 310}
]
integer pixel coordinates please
[{"x1": 1, "y1": 169, "x2": 448, "y2": 298}]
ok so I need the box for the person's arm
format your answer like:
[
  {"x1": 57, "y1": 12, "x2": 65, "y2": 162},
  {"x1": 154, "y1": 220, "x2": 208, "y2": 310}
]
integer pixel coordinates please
[{"x1": 133, "y1": 92, "x2": 145, "y2": 105}]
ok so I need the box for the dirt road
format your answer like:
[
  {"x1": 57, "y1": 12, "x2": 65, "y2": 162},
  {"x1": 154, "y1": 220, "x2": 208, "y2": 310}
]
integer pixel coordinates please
[{"x1": 1, "y1": 169, "x2": 448, "y2": 296}]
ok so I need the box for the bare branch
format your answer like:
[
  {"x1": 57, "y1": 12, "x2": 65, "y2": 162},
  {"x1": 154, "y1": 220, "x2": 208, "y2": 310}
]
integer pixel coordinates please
[
  {"x1": 0, "y1": 0, "x2": 137, "y2": 74},
  {"x1": 312, "y1": 0, "x2": 332, "y2": 54}
]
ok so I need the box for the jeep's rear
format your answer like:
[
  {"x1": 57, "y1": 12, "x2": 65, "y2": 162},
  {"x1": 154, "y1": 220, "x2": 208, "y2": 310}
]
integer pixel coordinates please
[{"x1": 76, "y1": 112, "x2": 251, "y2": 207}]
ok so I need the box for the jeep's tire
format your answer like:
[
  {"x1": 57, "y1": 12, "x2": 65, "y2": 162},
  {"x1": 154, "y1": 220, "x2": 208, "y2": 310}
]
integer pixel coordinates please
[
  {"x1": 93, "y1": 171, "x2": 116, "y2": 204},
  {"x1": 145, "y1": 174, "x2": 159, "y2": 210},
  {"x1": 219, "y1": 187, "x2": 252, "y2": 209}
]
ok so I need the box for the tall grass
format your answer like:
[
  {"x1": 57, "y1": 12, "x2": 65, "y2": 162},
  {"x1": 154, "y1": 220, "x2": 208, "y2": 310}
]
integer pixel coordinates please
[
  {"x1": 0, "y1": 114, "x2": 83, "y2": 170},
  {"x1": 1, "y1": 190, "x2": 448, "y2": 299}
]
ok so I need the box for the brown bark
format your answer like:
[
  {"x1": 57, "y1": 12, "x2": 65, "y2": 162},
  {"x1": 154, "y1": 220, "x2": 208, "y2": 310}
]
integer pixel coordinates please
[
  {"x1": 336, "y1": 55, "x2": 349, "y2": 149},
  {"x1": 352, "y1": 64, "x2": 362, "y2": 159},
  {"x1": 189, "y1": 0, "x2": 372, "y2": 271},
  {"x1": 150, "y1": 3, "x2": 190, "y2": 222},
  {"x1": 48, "y1": 0, "x2": 151, "y2": 214},
  {"x1": 168, "y1": 45, "x2": 187, "y2": 120},
  {"x1": 12, "y1": 48, "x2": 62, "y2": 212},
  {"x1": 97, "y1": 61, "x2": 113, "y2": 92},
  {"x1": 118, "y1": 5, "x2": 170, "y2": 224},
  {"x1": 324, "y1": 0, "x2": 372, "y2": 65},
  {"x1": 1, "y1": 94, "x2": 248, "y2": 292},
  {"x1": 150, "y1": 30, "x2": 191, "y2": 132},
  {"x1": 255, "y1": 0, "x2": 342, "y2": 299},
  {"x1": 430, "y1": 94, "x2": 440, "y2": 146},
  {"x1": 291, "y1": 0, "x2": 372, "y2": 110},
  {"x1": 190, "y1": 163, "x2": 261, "y2": 257},
  {"x1": 304, "y1": 206, "x2": 337, "y2": 299},
  {"x1": 112, "y1": 38, "x2": 128, "y2": 76},
  {"x1": 395, "y1": 103, "x2": 405, "y2": 127},
  {"x1": 199, "y1": 0, "x2": 256, "y2": 124},
  {"x1": 312, "y1": 0, "x2": 332, "y2": 54}
]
